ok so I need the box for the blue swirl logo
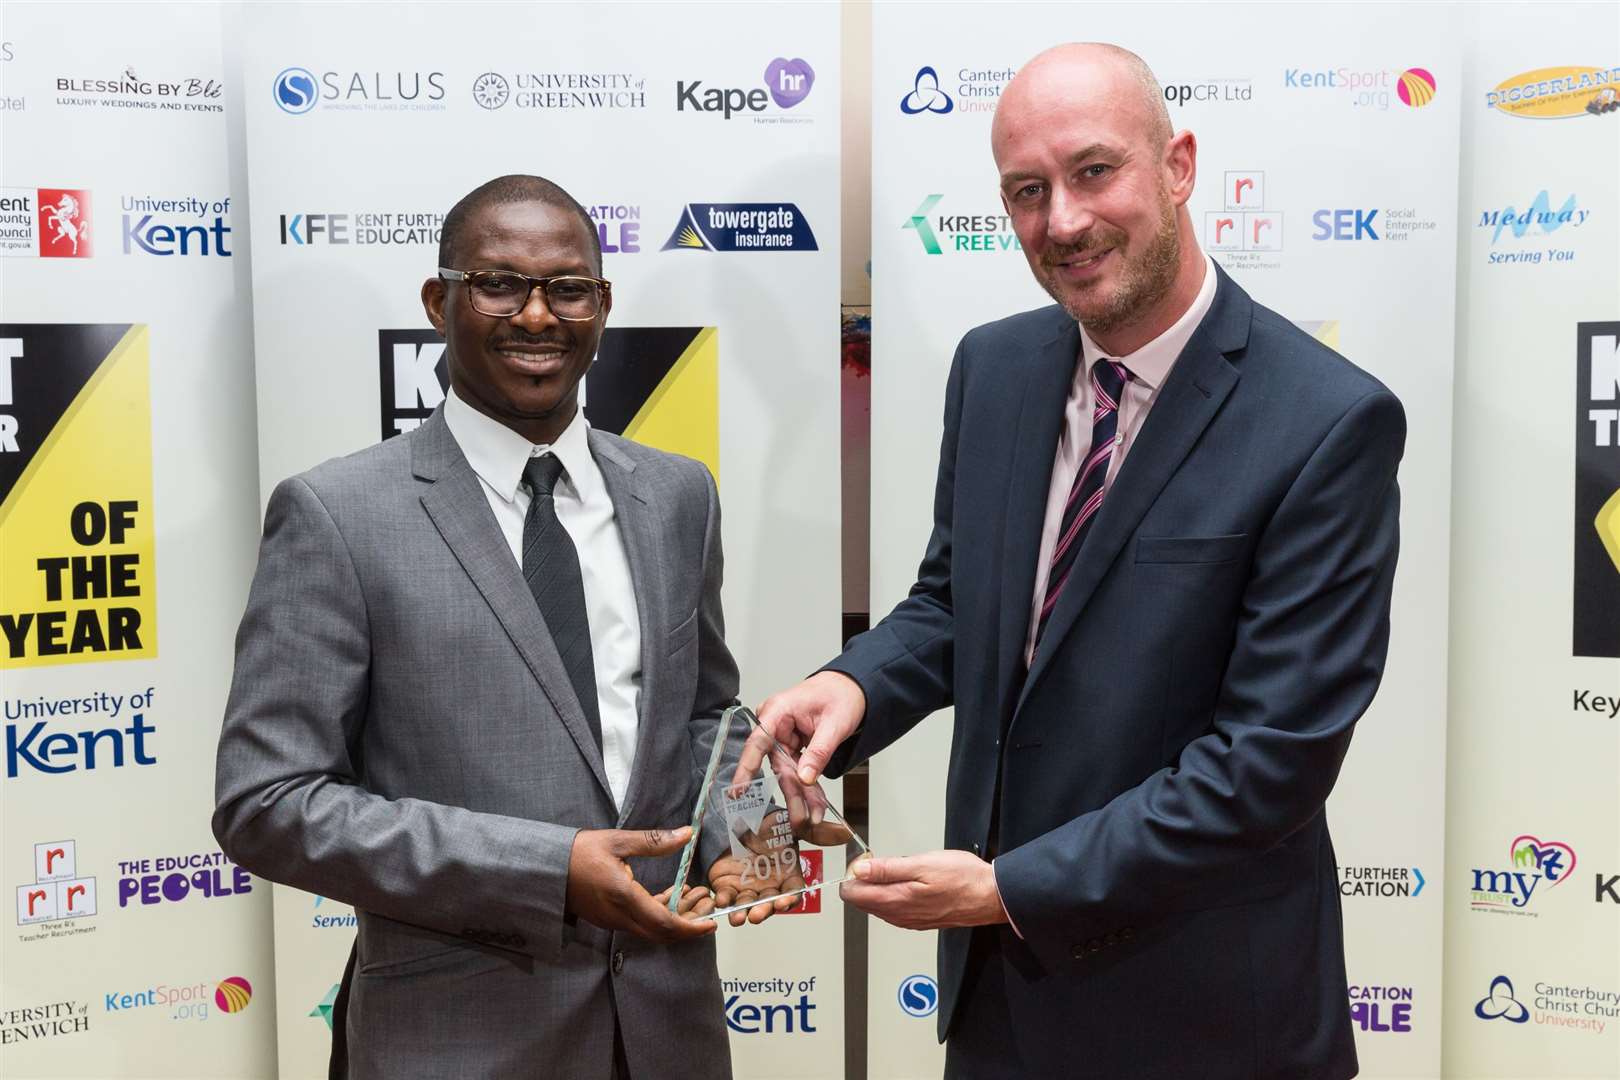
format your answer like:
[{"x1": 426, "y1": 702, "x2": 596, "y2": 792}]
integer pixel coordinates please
[
  {"x1": 273, "y1": 67, "x2": 318, "y2": 114},
  {"x1": 898, "y1": 974, "x2": 938, "y2": 1018}
]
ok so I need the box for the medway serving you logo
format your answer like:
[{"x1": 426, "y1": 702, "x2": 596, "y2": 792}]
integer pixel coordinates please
[
  {"x1": 661, "y1": 203, "x2": 817, "y2": 252},
  {"x1": 1469, "y1": 834, "x2": 1577, "y2": 914}
]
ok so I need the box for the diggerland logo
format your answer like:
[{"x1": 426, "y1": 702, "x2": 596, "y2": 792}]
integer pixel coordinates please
[{"x1": 1487, "y1": 65, "x2": 1620, "y2": 118}]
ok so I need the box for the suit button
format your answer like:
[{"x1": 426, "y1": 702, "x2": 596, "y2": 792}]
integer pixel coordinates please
[
  {"x1": 971, "y1": 842, "x2": 982, "y2": 856},
  {"x1": 1121, "y1": 927, "x2": 1136, "y2": 942},
  {"x1": 1103, "y1": 932, "x2": 1118, "y2": 948},
  {"x1": 1087, "y1": 938, "x2": 1102, "y2": 954},
  {"x1": 1070, "y1": 944, "x2": 1086, "y2": 960},
  {"x1": 612, "y1": 950, "x2": 625, "y2": 975}
]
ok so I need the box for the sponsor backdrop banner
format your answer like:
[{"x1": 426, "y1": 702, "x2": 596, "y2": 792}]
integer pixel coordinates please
[
  {"x1": 1444, "y1": 4, "x2": 1620, "y2": 1078},
  {"x1": 868, "y1": 4, "x2": 1461, "y2": 1077},
  {"x1": 0, "y1": 3, "x2": 271, "y2": 1079},
  {"x1": 235, "y1": 3, "x2": 842, "y2": 1075}
]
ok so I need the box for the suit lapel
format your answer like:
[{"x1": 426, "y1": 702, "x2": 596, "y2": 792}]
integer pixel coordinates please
[
  {"x1": 994, "y1": 317, "x2": 1082, "y2": 722},
  {"x1": 588, "y1": 430, "x2": 667, "y2": 826},
  {"x1": 412, "y1": 410, "x2": 614, "y2": 802},
  {"x1": 1019, "y1": 269, "x2": 1247, "y2": 710}
]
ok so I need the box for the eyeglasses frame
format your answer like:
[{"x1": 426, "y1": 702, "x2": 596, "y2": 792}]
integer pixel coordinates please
[{"x1": 436, "y1": 267, "x2": 612, "y2": 321}]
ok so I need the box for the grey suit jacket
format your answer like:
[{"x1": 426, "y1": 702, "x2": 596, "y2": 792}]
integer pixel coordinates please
[{"x1": 214, "y1": 407, "x2": 738, "y2": 1080}]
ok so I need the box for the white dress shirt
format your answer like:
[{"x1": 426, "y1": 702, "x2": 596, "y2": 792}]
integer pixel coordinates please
[
  {"x1": 444, "y1": 387, "x2": 642, "y2": 808},
  {"x1": 1023, "y1": 254, "x2": 1220, "y2": 665}
]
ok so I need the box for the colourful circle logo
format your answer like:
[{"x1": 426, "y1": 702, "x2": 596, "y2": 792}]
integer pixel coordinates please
[
  {"x1": 1397, "y1": 68, "x2": 1437, "y2": 108},
  {"x1": 215, "y1": 976, "x2": 253, "y2": 1014}
]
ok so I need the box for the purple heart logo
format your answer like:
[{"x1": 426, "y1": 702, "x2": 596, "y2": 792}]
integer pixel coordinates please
[{"x1": 765, "y1": 57, "x2": 815, "y2": 109}]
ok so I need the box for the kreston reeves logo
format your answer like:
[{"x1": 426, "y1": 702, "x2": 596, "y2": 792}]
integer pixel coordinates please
[{"x1": 1469, "y1": 834, "x2": 1577, "y2": 914}]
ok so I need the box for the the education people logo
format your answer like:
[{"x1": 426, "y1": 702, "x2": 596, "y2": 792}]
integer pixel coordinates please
[
  {"x1": 1469, "y1": 834, "x2": 1578, "y2": 914},
  {"x1": 898, "y1": 974, "x2": 939, "y2": 1018},
  {"x1": 272, "y1": 67, "x2": 318, "y2": 114},
  {"x1": 901, "y1": 66, "x2": 953, "y2": 114},
  {"x1": 1475, "y1": 975, "x2": 1530, "y2": 1023},
  {"x1": 661, "y1": 203, "x2": 817, "y2": 252},
  {"x1": 1487, "y1": 65, "x2": 1620, "y2": 119},
  {"x1": 1575, "y1": 321, "x2": 1620, "y2": 658}
]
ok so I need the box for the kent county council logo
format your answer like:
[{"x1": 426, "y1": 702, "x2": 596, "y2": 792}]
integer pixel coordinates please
[
  {"x1": 214, "y1": 976, "x2": 252, "y2": 1014},
  {"x1": 272, "y1": 67, "x2": 318, "y2": 114},
  {"x1": 1397, "y1": 67, "x2": 1437, "y2": 107},
  {"x1": 1475, "y1": 975, "x2": 1530, "y2": 1023},
  {"x1": 901, "y1": 66, "x2": 953, "y2": 114}
]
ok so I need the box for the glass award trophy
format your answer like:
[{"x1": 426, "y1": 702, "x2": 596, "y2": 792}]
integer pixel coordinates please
[{"x1": 670, "y1": 705, "x2": 870, "y2": 921}]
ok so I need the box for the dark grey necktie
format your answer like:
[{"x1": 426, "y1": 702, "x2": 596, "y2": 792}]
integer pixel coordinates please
[{"x1": 522, "y1": 454, "x2": 603, "y2": 754}]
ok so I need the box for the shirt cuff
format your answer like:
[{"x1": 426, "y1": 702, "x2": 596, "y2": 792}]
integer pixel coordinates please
[{"x1": 991, "y1": 857, "x2": 1024, "y2": 939}]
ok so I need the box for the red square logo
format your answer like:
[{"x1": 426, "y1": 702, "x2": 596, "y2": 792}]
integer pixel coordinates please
[
  {"x1": 783, "y1": 850, "x2": 823, "y2": 914},
  {"x1": 37, "y1": 189, "x2": 93, "y2": 257}
]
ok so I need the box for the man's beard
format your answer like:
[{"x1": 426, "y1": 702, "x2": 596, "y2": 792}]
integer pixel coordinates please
[{"x1": 1038, "y1": 193, "x2": 1180, "y2": 337}]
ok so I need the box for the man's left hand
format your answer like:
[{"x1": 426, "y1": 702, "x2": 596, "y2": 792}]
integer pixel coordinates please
[{"x1": 839, "y1": 850, "x2": 1010, "y2": 930}]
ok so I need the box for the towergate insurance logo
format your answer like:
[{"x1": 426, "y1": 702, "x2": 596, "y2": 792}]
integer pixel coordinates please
[
  {"x1": 1468, "y1": 834, "x2": 1577, "y2": 915},
  {"x1": 1283, "y1": 65, "x2": 1436, "y2": 110},
  {"x1": 0, "y1": 188, "x2": 93, "y2": 258},
  {"x1": 1487, "y1": 65, "x2": 1619, "y2": 119},
  {"x1": 661, "y1": 203, "x2": 817, "y2": 251}
]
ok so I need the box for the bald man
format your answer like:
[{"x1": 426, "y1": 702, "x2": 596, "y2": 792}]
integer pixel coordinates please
[{"x1": 756, "y1": 43, "x2": 1403, "y2": 1078}]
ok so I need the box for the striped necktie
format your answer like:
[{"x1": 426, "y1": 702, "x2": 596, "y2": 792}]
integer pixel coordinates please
[{"x1": 1035, "y1": 358, "x2": 1130, "y2": 647}]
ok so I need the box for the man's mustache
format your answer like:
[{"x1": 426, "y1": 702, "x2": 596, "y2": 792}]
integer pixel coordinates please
[
  {"x1": 1040, "y1": 232, "x2": 1124, "y2": 269},
  {"x1": 490, "y1": 331, "x2": 575, "y2": 350}
]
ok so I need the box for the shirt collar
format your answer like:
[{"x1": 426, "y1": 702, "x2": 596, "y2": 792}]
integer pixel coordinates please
[
  {"x1": 443, "y1": 385, "x2": 593, "y2": 503},
  {"x1": 1079, "y1": 253, "x2": 1219, "y2": 391}
]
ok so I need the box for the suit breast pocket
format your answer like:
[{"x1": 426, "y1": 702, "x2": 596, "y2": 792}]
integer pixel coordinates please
[
  {"x1": 665, "y1": 608, "x2": 699, "y2": 656},
  {"x1": 1135, "y1": 533, "x2": 1249, "y2": 565}
]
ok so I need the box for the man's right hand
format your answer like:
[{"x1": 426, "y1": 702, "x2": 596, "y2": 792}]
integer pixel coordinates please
[
  {"x1": 564, "y1": 827, "x2": 717, "y2": 942},
  {"x1": 749, "y1": 671, "x2": 866, "y2": 786}
]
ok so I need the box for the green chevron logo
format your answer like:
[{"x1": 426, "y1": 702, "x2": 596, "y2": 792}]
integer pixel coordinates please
[{"x1": 904, "y1": 194, "x2": 944, "y2": 254}]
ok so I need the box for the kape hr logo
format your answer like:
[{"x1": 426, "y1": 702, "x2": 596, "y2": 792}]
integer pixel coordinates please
[
  {"x1": 676, "y1": 57, "x2": 814, "y2": 119},
  {"x1": 661, "y1": 203, "x2": 817, "y2": 252},
  {"x1": 901, "y1": 67, "x2": 953, "y2": 114},
  {"x1": 1475, "y1": 975, "x2": 1530, "y2": 1023},
  {"x1": 898, "y1": 974, "x2": 938, "y2": 1017},
  {"x1": 273, "y1": 67, "x2": 317, "y2": 114}
]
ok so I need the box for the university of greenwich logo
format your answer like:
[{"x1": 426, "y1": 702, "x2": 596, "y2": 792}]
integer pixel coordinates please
[
  {"x1": 471, "y1": 71, "x2": 645, "y2": 111},
  {"x1": 661, "y1": 203, "x2": 817, "y2": 252}
]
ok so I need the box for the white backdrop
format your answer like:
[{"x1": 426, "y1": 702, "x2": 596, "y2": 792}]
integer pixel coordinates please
[
  {"x1": 0, "y1": 3, "x2": 271, "y2": 1078},
  {"x1": 234, "y1": 3, "x2": 845, "y2": 1075},
  {"x1": 1443, "y1": 5, "x2": 1620, "y2": 1078},
  {"x1": 866, "y1": 4, "x2": 1462, "y2": 1077}
]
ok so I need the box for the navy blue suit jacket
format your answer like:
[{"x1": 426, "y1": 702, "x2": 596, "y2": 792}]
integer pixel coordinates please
[{"x1": 826, "y1": 265, "x2": 1404, "y2": 1079}]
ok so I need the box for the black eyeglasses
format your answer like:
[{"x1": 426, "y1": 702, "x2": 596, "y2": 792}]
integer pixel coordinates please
[{"x1": 437, "y1": 268, "x2": 611, "y2": 320}]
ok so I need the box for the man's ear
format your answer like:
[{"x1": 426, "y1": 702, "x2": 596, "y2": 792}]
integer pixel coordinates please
[{"x1": 422, "y1": 277, "x2": 447, "y2": 335}]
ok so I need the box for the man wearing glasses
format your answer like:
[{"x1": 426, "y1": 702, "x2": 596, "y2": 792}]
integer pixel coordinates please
[{"x1": 215, "y1": 175, "x2": 772, "y2": 1080}]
